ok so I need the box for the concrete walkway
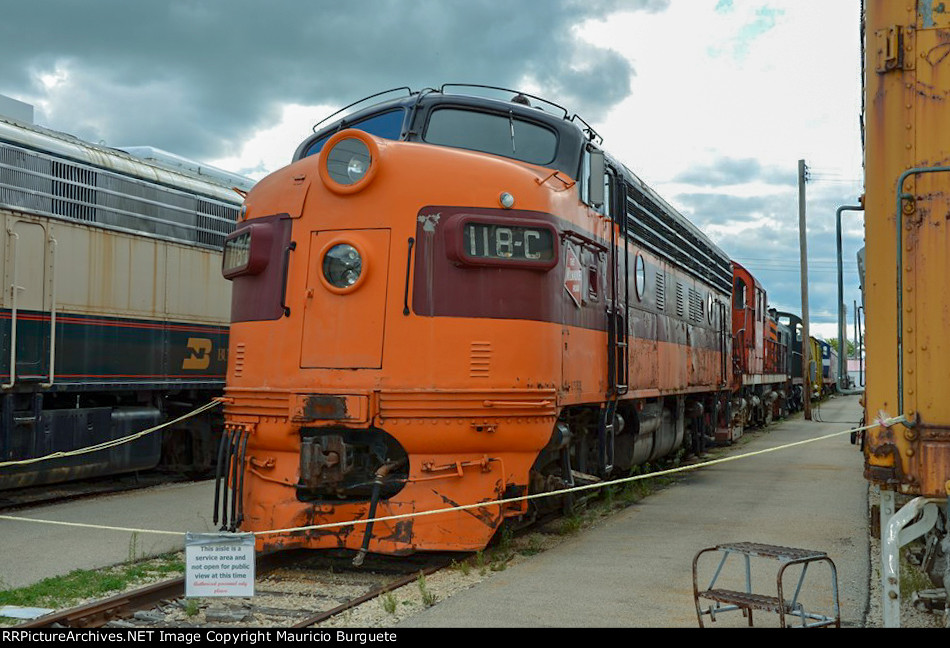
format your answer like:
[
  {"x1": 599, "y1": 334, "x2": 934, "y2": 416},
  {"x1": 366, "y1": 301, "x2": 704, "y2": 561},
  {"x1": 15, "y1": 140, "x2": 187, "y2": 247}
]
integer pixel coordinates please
[
  {"x1": 400, "y1": 395, "x2": 868, "y2": 628},
  {"x1": 0, "y1": 480, "x2": 217, "y2": 590},
  {"x1": 0, "y1": 396, "x2": 868, "y2": 628}
]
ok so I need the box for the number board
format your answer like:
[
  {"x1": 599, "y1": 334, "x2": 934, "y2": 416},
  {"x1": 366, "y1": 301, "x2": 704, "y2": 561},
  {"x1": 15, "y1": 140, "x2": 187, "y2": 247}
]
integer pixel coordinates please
[{"x1": 445, "y1": 213, "x2": 559, "y2": 270}]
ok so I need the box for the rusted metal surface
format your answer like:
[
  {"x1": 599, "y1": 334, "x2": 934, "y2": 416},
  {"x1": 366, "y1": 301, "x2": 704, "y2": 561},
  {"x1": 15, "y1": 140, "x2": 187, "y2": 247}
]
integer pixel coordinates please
[
  {"x1": 863, "y1": 2, "x2": 950, "y2": 497},
  {"x1": 299, "y1": 435, "x2": 354, "y2": 487},
  {"x1": 16, "y1": 578, "x2": 186, "y2": 628},
  {"x1": 297, "y1": 395, "x2": 348, "y2": 421},
  {"x1": 14, "y1": 551, "x2": 301, "y2": 628},
  {"x1": 715, "y1": 542, "x2": 828, "y2": 563},
  {"x1": 693, "y1": 542, "x2": 840, "y2": 628}
]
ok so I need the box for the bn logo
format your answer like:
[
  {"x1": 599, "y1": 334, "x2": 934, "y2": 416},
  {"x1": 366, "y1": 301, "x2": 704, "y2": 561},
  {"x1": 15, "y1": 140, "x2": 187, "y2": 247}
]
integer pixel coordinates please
[{"x1": 183, "y1": 337, "x2": 213, "y2": 370}]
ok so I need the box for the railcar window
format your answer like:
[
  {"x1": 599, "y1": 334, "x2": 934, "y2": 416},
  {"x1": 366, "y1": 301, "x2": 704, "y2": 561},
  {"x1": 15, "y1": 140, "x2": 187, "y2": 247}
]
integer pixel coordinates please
[
  {"x1": 635, "y1": 254, "x2": 646, "y2": 300},
  {"x1": 734, "y1": 279, "x2": 746, "y2": 309},
  {"x1": 423, "y1": 108, "x2": 557, "y2": 166},
  {"x1": 303, "y1": 109, "x2": 405, "y2": 158}
]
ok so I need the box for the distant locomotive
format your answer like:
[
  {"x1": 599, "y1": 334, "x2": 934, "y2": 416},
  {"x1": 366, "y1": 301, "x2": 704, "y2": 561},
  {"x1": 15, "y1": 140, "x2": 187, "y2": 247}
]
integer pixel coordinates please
[
  {"x1": 775, "y1": 311, "x2": 806, "y2": 411},
  {"x1": 0, "y1": 107, "x2": 248, "y2": 488},
  {"x1": 727, "y1": 262, "x2": 790, "y2": 437},
  {"x1": 216, "y1": 85, "x2": 809, "y2": 558}
]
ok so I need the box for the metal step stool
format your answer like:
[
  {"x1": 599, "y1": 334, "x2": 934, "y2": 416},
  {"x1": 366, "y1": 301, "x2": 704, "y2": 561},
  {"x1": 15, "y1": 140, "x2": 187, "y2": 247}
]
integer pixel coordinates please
[{"x1": 692, "y1": 542, "x2": 840, "y2": 628}]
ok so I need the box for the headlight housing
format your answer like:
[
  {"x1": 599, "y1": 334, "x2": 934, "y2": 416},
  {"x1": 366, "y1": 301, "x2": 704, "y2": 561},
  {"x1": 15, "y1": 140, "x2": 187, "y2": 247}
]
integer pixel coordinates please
[
  {"x1": 222, "y1": 223, "x2": 274, "y2": 278},
  {"x1": 322, "y1": 243, "x2": 364, "y2": 290},
  {"x1": 319, "y1": 130, "x2": 380, "y2": 194}
]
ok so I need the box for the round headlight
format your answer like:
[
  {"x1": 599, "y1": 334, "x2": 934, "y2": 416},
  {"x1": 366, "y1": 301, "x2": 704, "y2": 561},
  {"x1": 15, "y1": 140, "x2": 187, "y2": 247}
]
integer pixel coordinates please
[
  {"x1": 327, "y1": 138, "x2": 371, "y2": 185},
  {"x1": 323, "y1": 244, "x2": 363, "y2": 288}
]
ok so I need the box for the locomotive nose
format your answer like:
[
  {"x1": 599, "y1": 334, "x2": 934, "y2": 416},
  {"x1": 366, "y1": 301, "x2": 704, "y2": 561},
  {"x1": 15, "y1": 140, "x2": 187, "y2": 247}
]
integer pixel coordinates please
[{"x1": 300, "y1": 229, "x2": 391, "y2": 369}]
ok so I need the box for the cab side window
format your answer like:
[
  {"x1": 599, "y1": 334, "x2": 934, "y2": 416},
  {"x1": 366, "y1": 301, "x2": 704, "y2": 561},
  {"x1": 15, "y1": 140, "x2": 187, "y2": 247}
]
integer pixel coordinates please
[
  {"x1": 579, "y1": 146, "x2": 607, "y2": 213},
  {"x1": 734, "y1": 279, "x2": 746, "y2": 309}
]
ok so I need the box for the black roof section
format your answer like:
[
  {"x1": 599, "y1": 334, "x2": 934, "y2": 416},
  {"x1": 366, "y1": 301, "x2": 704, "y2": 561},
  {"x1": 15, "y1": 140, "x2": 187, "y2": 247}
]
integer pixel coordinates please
[{"x1": 295, "y1": 85, "x2": 731, "y2": 295}]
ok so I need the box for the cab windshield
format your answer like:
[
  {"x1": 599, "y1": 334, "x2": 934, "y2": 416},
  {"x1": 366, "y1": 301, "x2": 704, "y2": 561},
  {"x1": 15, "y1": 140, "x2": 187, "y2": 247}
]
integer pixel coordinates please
[
  {"x1": 423, "y1": 108, "x2": 557, "y2": 166},
  {"x1": 303, "y1": 109, "x2": 405, "y2": 158}
]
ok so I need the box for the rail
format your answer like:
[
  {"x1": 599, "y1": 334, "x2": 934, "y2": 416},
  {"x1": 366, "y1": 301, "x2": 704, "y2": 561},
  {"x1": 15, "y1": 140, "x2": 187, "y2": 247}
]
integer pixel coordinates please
[
  {"x1": 2, "y1": 228, "x2": 19, "y2": 389},
  {"x1": 40, "y1": 233, "x2": 57, "y2": 387},
  {"x1": 895, "y1": 167, "x2": 950, "y2": 420},
  {"x1": 835, "y1": 204, "x2": 864, "y2": 395}
]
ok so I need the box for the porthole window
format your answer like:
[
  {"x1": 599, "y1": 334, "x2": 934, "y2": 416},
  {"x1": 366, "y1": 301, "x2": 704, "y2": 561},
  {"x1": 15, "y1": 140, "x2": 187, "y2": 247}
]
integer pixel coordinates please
[
  {"x1": 706, "y1": 293, "x2": 714, "y2": 324},
  {"x1": 635, "y1": 254, "x2": 646, "y2": 301}
]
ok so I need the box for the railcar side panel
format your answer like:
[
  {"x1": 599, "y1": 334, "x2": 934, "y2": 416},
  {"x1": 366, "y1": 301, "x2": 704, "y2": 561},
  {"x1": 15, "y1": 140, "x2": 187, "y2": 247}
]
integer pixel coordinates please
[
  {"x1": 0, "y1": 131, "x2": 240, "y2": 488},
  {"x1": 862, "y1": 1, "x2": 950, "y2": 495}
]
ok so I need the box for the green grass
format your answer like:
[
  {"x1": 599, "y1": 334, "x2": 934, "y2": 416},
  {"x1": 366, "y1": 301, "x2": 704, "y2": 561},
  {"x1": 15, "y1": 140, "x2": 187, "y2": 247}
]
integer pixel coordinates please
[
  {"x1": 900, "y1": 544, "x2": 934, "y2": 603},
  {"x1": 0, "y1": 554, "x2": 184, "y2": 623},
  {"x1": 184, "y1": 598, "x2": 201, "y2": 617},
  {"x1": 558, "y1": 513, "x2": 583, "y2": 535},
  {"x1": 380, "y1": 592, "x2": 398, "y2": 615},
  {"x1": 450, "y1": 559, "x2": 472, "y2": 576},
  {"x1": 416, "y1": 573, "x2": 437, "y2": 607},
  {"x1": 517, "y1": 535, "x2": 544, "y2": 557}
]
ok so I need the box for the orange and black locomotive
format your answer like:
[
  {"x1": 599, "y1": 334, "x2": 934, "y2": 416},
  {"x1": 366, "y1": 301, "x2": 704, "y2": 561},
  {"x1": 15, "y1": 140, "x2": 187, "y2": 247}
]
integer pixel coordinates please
[{"x1": 217, "y1": 85, "x2": 741, "y2": 556}]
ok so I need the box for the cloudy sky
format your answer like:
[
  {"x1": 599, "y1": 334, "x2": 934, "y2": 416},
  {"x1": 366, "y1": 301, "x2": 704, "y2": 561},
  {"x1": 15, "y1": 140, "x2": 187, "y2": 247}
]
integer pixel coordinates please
[{"x1": 2, "y1": 0, "x2": 864, "y2": 340}]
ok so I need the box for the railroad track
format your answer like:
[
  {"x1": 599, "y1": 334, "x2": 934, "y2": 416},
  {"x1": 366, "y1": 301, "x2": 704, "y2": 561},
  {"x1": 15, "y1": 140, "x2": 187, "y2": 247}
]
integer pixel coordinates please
[
  {"x1": 12, "y1": 454, "x2": 687, "y2": 629},
  {"x1": 16, "y1": 550, "x2": 455, "y2": 629}
]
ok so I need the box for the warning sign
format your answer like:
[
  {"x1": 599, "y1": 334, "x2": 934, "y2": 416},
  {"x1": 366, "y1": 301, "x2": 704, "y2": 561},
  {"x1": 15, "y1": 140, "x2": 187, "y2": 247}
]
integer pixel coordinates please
[
  {"x1": 564, "y1": 246, "x2": 582, "y2": 307},
  {"x1": 185, "y1": 532, "x2": 256, "y2": 598}
]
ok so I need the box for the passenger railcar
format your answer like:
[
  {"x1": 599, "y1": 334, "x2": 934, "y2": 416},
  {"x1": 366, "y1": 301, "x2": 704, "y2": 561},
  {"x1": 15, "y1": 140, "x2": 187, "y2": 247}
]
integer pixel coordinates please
[
  {"x1": 218, "y1": 85, "x2": 735, "y2": 555},
  {"x1": 0, "y1": 109, "x2": 248, "y2": 488}
]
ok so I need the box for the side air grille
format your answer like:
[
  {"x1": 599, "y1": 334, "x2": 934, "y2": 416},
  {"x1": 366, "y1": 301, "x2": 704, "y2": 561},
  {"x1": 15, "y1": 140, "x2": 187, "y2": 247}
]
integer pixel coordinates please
[{"x1": 0, "y1": 140, "x2": 239, "y2": 249}]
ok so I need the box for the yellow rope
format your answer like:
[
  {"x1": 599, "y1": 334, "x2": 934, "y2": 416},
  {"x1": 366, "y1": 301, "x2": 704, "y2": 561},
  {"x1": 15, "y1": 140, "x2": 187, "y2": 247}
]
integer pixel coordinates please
[
  {"x1": 0, "y1": 399, "x2": 223, "y2": 468},
  {"x1": 0, "y1": 415, "x2": 902, "y2": 538}
]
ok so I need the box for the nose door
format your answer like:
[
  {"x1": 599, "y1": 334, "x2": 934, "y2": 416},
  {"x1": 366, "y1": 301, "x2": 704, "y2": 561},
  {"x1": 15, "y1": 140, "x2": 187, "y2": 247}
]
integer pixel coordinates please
[{"x1": 300, "y1": 229, "x2": 391, "y2": 369}]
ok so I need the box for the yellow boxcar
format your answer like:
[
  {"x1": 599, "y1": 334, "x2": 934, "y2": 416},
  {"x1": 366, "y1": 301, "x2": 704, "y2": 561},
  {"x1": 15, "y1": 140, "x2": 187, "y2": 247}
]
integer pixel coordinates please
[{"x1": 863, "y1": 0, "x2": 950, "y2": 498}]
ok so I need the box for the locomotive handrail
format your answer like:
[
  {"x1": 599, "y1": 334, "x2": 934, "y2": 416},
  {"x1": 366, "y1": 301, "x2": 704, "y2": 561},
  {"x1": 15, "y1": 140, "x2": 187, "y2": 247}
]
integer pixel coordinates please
[
  {"x1": 440, "y1": 84, "x2": 571, "y2": 121},
  {"x1": 895, "y1": 167, "x2": 950, "y2": 422},
  {"x1": 310, "y1": 86, "x2": 413, "y2": 133},
  {"x1": 482, "y1": 400, "x2": 552, "y2": 408},
  {"x1": 279, "y1": 240, "x2": 296, "y2": 317},
  {"x1": 402, "y1": 237, "x2": 415, "y2": 316},
  {"x1": 40, "y1": 234, "x2": 57, "y2": 388},
  {"x1": 835, "y1": 204, "x2": 864, "y2": 395},
  {"x1": 2, "y1": 228, "x2": 19, "y2": 390},
  {"x1": 560, "y1": 229, "x2": 607, "y2": 253}
]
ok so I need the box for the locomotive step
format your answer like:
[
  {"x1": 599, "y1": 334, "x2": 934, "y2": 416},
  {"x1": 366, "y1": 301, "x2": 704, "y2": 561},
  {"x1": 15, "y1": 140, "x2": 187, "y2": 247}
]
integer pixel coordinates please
[
  {"x1": 699, "y1": 588, "x2": 794, "y2": 615},
  {"x1": 712, "y1": 542, "x2": 828, "y2": 563},
  {"x1": 692, "y1": 541, "x2": 840, "y2": 628},
  {"x1": 569, "y1": 470, "x2": 602, "y2": 485}
]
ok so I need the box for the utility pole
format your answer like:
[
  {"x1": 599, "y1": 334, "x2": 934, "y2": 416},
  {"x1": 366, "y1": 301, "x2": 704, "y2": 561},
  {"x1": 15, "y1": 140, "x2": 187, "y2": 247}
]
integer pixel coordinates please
[{"x1": 799, "y1": 160, "x2": 812, "y2": 420}]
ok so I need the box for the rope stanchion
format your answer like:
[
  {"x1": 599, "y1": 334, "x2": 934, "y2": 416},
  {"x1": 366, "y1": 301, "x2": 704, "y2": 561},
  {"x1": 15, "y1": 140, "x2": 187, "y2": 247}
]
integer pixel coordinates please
[{"x1": 0, "y1": 415, "x2": 902, "y2": 539}]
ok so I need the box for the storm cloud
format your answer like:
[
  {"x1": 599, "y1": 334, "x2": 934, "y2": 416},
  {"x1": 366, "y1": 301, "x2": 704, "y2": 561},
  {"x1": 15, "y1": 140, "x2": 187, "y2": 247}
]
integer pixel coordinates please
[
  {"x1": 673, "y1": 157, "x2": 793, "y2": 187},
  {"x1": 675, "y1": 173, "x2": 865, "y2": 324},
  {"x1": 1, "y1": 0, "x2": 667, "y2": 160}
]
